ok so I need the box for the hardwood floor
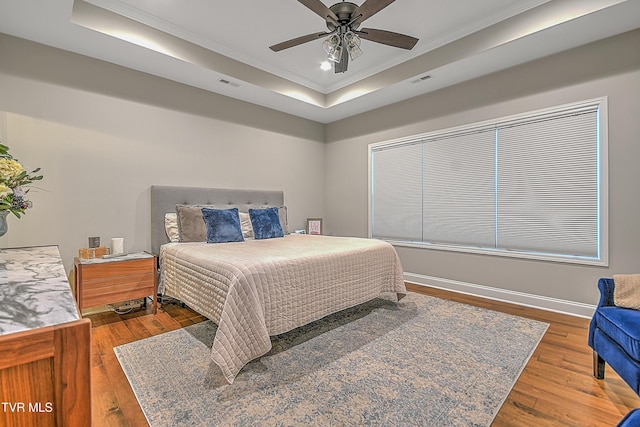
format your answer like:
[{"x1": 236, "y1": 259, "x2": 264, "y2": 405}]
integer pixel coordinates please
[{"x1": 89, "y1": 286, "x2": 639, "y2": 426}]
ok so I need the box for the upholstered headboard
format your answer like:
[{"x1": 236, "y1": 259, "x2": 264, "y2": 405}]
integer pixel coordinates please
[{"x1": 150, "y1": 185, "x2": 285, "y2": 255}]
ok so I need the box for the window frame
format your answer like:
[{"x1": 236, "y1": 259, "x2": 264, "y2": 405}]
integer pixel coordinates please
[{"x1": 368, "y1": 97, "x2": 609, "y2": 266}]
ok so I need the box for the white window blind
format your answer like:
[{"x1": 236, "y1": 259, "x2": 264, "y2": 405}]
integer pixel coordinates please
[
  {"x1": 422, "y1": 128, "x2": 496, "y2": 247},
  {"x1": 497, "y1": 109, "x2": 599, "y2": 257},
  {"x1": 372, "y1": 142, "x2": 422, "y2": 241},
  {"x1": 369, "y1": 99, "x2": 606, "y2": 265}
]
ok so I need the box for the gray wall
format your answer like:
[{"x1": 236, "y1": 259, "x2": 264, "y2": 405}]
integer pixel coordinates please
[
  {"x1": 0, "y1": 35, "x2": 325, "y2": 272},
  {"x1": 324, "y1": 29, "x2": 640, "y2": 309}
]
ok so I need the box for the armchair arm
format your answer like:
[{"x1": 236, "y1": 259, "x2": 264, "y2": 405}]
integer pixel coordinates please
[
  {"x1": 589, "y1": 278, "x2": 615, "y2": 350},
  {"x1": 596, "y1": 277, "x2": 616, "y2": 307}
]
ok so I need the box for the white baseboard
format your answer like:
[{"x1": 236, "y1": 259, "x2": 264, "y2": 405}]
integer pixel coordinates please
[{"x1": 404, "y1": 272, "x2": 596, "y2": 319}]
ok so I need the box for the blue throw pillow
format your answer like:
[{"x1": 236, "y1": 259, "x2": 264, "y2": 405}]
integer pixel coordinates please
[
  {"x1": 201, "y1": 207, "x2": 244, "y2": 243},
  {"x1": 249, "y1": 207, "x2": 284, "y2": 240}
]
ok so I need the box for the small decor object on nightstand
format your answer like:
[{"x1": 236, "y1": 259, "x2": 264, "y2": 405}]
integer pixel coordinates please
[
  {"x1": 88, "y1": 236, "x2": 100, "y2": 248},
  {"x1": 78, "y1": 246, "x2": 111, "y2": 259},
  {"x1": 306, "y1": 218, "x2": 323, "y2": 235},
  {"x1": 111, "y1": 237, "x2": 125, "y2": 254},
  {"x1": 0, "y1": 142, "x2": 43, "y2": 237}
]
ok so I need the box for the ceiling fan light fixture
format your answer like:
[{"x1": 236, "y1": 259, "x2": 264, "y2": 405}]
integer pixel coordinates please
[
  {"x1": 328, "y1": 46, "x2": 343, "y2": 63},
  {"x1": 323, "y1": 34, "x2": 343, "y2": 63},
  {"x1": 322, "y1": 34, "x2": 340, "y2": 54},
  {"x1": 344, "y1": 31, "x2": 363, "y2": 60}
]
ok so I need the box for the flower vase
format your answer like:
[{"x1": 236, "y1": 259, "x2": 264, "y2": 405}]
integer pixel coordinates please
[{"x1": 0, "y1": 210, "x2": 8, "y2": 237}]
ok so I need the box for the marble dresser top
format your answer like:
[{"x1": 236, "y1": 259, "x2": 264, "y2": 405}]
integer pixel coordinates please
[{"x1": 0, "y1": 245, "x2": 80, "y2": 337}]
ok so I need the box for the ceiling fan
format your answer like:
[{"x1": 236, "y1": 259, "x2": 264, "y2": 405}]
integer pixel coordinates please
[{"x1": 269, "y1": 0, "x2": 419, "y2": 73}]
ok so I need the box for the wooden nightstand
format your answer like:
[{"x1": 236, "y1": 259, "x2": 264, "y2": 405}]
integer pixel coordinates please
[{"x1": 74, "y1": 252, "x2": 157, "y2": 315}]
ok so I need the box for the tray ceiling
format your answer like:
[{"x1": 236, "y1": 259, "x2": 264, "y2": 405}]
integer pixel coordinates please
[{"x1": 1, "y1": 0, "x2": 640, "y2": 123}]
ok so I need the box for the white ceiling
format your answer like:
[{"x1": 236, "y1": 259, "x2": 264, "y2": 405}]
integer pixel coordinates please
[{"x1": 1, "y1": 0, "x2": 640, "y2": 123}]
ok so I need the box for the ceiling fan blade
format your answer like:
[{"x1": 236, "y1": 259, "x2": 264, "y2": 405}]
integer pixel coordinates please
[
  {"x1": 269, "y1": 32, "x2": 329, "y2": 52},
  {"x1": 351, "y1": 0, "x2": 395, "y2": 25},
  {"x1": 357, "y1": 28, "x2": 418, "y2": 50},
  {"x1": 334, "y1": 48, "x2": 349, "y2": 73},
  {"x1": 298, "y1": 0, "x2": 339, "y2": 25}
]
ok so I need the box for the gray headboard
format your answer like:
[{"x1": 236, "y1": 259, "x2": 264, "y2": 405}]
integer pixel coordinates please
[{"x1": 150, "y1": 185, "x2": 285, "y2": 255}]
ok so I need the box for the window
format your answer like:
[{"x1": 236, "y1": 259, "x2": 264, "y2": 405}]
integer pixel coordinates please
[{"x1": 369, "y1": 98, "x2": 608, "y2": 265}]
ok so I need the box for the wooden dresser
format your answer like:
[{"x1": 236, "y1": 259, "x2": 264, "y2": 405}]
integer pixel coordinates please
[{"x1": 0, "y1": 246, "x2": 91, "y2": 427}]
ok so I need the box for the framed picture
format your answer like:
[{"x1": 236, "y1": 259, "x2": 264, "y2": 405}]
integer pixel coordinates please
[{"x1": 306, "y1": 218, "x2": 323, "y2": 235}]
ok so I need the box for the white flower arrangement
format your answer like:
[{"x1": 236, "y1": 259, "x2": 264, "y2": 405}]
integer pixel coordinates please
[{"x1": 0, "y1": 142, "x2": 43, "y2": 217}]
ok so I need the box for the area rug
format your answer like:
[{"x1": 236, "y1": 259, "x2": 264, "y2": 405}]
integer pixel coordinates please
[{"x1": 115, "y1": 292, "x2": 548, "y2": 426}]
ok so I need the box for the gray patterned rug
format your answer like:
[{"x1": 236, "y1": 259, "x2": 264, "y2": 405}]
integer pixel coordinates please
[{"x1": 115, "y1": 292, "x2": 548, "y2": 426}]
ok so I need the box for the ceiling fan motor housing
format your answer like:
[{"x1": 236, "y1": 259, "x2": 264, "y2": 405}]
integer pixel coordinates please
[{"x1": 326, "y1": 2, "x2": 361, "y2": 32}]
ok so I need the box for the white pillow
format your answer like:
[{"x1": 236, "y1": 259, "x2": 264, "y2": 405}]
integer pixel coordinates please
[
  {"x1": 238, "y1": 211, "x2": 254, "y2": 238},
  {"x1": 164, "y1": 212, "x2": 180, "y2": 242},
  {"x1": 277, "y1": 206, "x2": 288, "y2": 235}
]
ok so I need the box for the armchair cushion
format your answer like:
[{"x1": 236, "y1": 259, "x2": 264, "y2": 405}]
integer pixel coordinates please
[{"x1": 593, "y1": 306, "x2": 640, "y2": 361}]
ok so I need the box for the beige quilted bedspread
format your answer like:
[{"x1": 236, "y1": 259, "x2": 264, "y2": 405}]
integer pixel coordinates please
[{"x1": 159, "y1": 234, "x2": 406, "y2": 383}]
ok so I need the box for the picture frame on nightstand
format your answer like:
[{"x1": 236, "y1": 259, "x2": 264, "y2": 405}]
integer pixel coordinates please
[{"x1": 306, "y1": 218, "x2": 322, "y2": 235}]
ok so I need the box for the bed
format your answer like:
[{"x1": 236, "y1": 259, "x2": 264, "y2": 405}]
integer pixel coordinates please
[{"x1": 151, "y1": 185, "x2": 406, "y2": 383}]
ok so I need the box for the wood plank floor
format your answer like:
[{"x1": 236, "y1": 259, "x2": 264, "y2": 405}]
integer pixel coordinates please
[{"x1": 89, "y1": 285, "x2": 639, "y2": 426}]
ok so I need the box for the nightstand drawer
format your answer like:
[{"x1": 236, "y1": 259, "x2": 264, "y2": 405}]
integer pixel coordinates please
[
  {"x1": 81, "y1": 272, "x2": 155, "y2": 308},
  {"x1": 82, "y1": 285, "x2": 155, "y2": 309},
  {"x1": 79, "y1": 258, "x2": 153, "y2": 280}
]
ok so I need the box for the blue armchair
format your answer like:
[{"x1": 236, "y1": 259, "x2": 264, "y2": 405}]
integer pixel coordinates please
[{"x1": 589, "y1": 278, "x2": 640, "y2": 395}]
